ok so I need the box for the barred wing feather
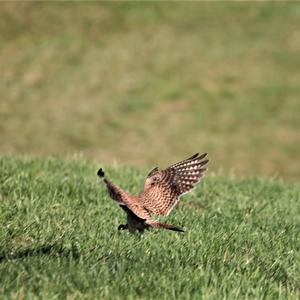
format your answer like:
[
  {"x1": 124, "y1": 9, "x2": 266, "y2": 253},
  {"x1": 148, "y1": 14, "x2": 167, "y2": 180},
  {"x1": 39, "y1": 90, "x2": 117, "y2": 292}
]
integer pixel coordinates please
[{"x1": 140, "y1": 153, "x2": 209, "y2": 216}]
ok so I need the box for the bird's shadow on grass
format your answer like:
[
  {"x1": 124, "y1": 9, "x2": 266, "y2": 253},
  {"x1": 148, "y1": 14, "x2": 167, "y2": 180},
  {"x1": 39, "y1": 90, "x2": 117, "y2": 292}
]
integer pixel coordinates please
[{"x1": 0, "y1": 243, "x2": 80, "y2": 263}]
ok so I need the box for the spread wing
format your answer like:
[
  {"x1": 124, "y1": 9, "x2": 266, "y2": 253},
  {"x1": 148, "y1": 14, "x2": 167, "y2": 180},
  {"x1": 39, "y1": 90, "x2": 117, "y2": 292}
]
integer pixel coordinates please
[
  {"x1": 101, "y1": 175, "x2": 150, "y2": 220},
  {"x1": 139, "y1": 153, "x2": 209, "y2": 216}
]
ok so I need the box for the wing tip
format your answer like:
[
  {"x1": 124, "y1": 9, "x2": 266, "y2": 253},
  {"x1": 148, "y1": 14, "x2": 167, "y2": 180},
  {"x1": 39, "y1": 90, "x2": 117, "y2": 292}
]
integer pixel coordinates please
[
  {"x1": 198, "y1": 152, "x2": 208, "y2": 160},
  {"x1": 97, "y1": 168, "x2": 105, "y2": 178},
  {"x1": 189, "y1": 152, "x2": 208, "y2": 161},
  {"x1": 191, "y1": 153, "x2": 199, "y2": 159},
  {"x1": 201, "y1": 159, "x2": 209, "y2": 166}
]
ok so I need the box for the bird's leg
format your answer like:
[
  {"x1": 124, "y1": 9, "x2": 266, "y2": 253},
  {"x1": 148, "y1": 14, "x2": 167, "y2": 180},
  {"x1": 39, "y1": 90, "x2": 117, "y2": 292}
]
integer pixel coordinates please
[{"x1": 118, "y1": 224, "x2": 128, "y2": 231}]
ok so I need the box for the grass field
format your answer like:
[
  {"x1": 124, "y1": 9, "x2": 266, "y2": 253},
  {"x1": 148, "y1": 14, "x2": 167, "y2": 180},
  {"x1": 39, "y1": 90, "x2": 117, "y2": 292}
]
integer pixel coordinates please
[
  {"x1": 1, "y1": 3, "x2": 300, "y2": 299},
  {"x1": 1, "y1": 3, "x2": 300, "y2": 180},
  {"x1": 1, "y1": 156, "x2": 300, "y2": 299}
]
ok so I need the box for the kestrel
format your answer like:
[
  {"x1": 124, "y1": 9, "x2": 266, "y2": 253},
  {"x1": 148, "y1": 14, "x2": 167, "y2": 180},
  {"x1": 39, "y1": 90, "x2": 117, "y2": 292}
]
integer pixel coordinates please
[{"x1": 97, "y1": 153, "x2": 209, "y2": 233}]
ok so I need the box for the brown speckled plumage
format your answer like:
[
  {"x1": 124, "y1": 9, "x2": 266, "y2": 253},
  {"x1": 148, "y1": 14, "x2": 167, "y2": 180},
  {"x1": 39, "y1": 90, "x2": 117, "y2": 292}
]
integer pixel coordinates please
[{"x1": 97, "y1": 153, "x2": 209, "y2": 233}]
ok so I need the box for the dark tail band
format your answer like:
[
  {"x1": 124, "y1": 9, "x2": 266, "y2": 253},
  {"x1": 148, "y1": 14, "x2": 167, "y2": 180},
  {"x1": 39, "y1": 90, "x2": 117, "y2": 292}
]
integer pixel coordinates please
[
  {"x1": 147, "y1": 220, "x2": 185, "y2": 232},
  {"x1": 163, "y1": 223, "x2": 185, "y2": 232}
]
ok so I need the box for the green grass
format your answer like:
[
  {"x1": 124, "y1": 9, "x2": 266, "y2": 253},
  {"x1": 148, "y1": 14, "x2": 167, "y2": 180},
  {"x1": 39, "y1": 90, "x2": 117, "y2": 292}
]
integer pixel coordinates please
[
  {"x1": 1, "y1": 3, "x2": 300, "y2": 179},
  {"x1": 1, "y1": 4, "x2": 300, "y2": 298},
  {"x1": 1, "y1": 156, "x2": 300, "y2": 299}
]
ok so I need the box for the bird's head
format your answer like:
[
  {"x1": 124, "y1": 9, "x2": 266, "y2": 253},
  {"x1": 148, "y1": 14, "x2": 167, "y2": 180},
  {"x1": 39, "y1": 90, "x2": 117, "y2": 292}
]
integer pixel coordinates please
[{"x1": 144, "y1": 167, "x2": 161, "y2": 190}]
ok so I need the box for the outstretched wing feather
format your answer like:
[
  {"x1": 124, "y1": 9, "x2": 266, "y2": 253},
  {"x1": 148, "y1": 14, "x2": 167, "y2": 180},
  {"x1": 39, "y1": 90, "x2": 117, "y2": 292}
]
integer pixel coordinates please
[{"x1": 140, "y1": 153, "x2": 209, "y2": 216}]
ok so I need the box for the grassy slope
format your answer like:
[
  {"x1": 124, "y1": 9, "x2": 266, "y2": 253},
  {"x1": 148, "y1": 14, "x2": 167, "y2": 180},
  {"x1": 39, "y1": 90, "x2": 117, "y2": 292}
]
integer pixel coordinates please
[
  {"x1": 1, "y1": 3, "x2": 300, "y2": 179},
  {"x1": 1, "y1": 156, "x2": 299, "y2": 299}
]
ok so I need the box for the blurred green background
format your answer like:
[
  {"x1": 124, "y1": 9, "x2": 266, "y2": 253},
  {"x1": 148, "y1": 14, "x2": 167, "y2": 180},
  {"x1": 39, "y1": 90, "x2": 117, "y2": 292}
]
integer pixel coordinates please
[{"x1": 1, "y1": 2, "x2": 299, "y2": 180}]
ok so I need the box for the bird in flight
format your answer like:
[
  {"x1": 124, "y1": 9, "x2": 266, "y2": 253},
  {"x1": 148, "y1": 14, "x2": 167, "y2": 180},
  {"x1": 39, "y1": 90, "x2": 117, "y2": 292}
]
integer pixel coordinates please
[{"x1": 97, "y1": 153, "x2": 209, "y2": 233}]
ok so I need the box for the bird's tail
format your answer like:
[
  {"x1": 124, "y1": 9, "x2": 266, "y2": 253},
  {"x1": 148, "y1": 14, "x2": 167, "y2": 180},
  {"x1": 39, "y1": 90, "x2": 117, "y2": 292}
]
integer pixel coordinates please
[{"x1": 146, "y1": 220, "x2": 185, "y2": 232}]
